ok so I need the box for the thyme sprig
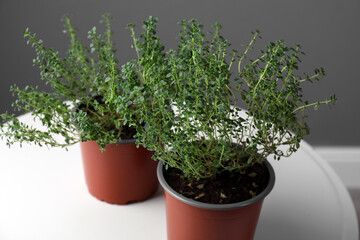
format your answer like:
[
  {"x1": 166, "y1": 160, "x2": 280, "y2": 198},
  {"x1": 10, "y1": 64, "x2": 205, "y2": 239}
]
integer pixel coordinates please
[
  {"x1": 131, "y1": 19, "x2": 336, "y2": 179},
  {"x1": 0, "y1": 14, "x2": 147, "y2": 149}
]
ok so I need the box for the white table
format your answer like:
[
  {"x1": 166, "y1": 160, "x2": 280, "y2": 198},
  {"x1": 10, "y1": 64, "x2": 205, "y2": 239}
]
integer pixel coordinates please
[{"x1": 0, "y1": 114, "x2": 358, "y2": 240}]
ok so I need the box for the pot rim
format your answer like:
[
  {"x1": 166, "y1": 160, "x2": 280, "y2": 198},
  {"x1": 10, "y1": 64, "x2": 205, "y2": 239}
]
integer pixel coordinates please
[
  {"x1": 115, "y1": 138, "x2": 137, "y2": 144},
  {"x1": 79, "y1": 138, "x2": 137, "y2": 144},
  {"x1": 157, "y1": 159, "x2": 275, "y2": 210}
]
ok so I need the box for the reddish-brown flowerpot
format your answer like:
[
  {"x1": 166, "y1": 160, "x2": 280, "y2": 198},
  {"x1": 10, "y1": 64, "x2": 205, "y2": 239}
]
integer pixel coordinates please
[
  {"x1": 80, "y1": 139, "x2": 158, "y2": 205},
  {"x1": 157, "y1": 160, "x2": 275, "y2": 240}
]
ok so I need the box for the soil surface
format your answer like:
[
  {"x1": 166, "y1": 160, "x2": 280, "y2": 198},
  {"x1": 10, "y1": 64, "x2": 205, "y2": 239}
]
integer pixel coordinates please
[
  {"x1": 119, "y1": 125, "x2": 137, "y2": 139},
  {"x1": 164, "y1": 163, "x2": 270, "y2": 204}
]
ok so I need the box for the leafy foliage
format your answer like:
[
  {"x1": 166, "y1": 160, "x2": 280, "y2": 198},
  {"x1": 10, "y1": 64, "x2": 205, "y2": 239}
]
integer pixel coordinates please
[
  {"x1": 131, "y1": 19, "x2": 336, "y2": 179},
  {"x1": 0, "y1": 15, "x2": 337, "y2": 180},
  {"x1": 0, "y1": 14, "x2": 146, "y2": 148}
]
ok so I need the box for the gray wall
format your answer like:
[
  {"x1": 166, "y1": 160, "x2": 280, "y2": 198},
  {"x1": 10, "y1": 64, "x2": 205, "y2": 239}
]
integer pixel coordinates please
[{"x1": 1, "y1": 0, "x2": 359, "y2": 146}]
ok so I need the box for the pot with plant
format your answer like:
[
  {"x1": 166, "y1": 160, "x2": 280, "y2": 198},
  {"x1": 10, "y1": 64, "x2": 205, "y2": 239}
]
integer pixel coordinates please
[
  {"x1": 0, "y1": 15, "x2": 161, "y2": 205},
  {"x1": 130, "y1": 19, "x2": 337, "y2": 239}
]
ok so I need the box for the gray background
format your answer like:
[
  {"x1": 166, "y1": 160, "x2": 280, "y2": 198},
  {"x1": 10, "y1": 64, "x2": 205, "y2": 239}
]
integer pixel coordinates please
[{"x1": 0, "y1": 0, "x2": 359, "y2": 146}]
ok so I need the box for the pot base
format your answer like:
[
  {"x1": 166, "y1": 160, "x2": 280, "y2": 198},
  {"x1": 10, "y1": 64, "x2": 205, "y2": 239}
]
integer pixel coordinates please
[
  {"x1": 164, "y1": 190, "x2": 263, "y2": 240},
  {"x1": 80, "y1": 141, "x2": 158, "y2": 205}
]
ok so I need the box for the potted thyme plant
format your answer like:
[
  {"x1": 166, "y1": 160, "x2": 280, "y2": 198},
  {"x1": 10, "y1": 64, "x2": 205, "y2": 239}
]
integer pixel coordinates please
[
  {"x1": 130, "y1": 19, "x2": 337, "y2": 239},
  {"x1": 0, "y1": 15, "x2": 160, "y2": 205}
]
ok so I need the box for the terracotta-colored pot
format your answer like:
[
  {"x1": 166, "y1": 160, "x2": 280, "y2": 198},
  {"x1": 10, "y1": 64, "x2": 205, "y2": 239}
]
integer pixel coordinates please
[
  {"x1": 80, "y1": 139, "x2": 158, "y2": 205},
  {"x1": 157, "y1": 160, "x2": 275, "y2": 240}
]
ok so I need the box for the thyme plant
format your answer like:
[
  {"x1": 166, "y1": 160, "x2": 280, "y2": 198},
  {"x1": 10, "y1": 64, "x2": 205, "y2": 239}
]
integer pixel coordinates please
[
  {"x1": 0, "y1": 15, "x2": 147, "y2": 148},
  {"x1": 132, "y1": 19, "x2": 336, "y2": 179}
]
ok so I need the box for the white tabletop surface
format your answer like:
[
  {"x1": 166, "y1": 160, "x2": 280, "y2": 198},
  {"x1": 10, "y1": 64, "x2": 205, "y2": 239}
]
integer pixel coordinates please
[{"x1": 0, "y1": 114, "x2": 358, "y2": 240}]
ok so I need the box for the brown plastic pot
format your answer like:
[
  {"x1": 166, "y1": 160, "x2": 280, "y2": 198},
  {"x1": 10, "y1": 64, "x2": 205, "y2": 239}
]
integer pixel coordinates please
[
  {"x1": 80, "y1": 139, "x2": 158, "y2": 205},
  {"x1": 157, "y1": 160, "x2": 275, "y2": 240}
]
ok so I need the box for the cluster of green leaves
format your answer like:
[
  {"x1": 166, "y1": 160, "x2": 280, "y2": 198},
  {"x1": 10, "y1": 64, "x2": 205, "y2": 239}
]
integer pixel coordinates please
[
  {"x1": 130, "y1": 19, "x2": 336, "y2": 179},
  {"x1": 236, "y1": 36, "x2": 336, "y2": 162},
  {"x1": 0, "y1": 14, "x2": 336, "y2": 180},
  {"x1": 0, "y1": 14, "x2": 143, "y2": 148}
]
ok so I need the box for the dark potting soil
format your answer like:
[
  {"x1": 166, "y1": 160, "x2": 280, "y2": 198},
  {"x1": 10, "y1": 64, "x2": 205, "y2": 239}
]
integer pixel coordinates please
[
  {"x1": 164, "y1": 163, "x2": 270, "y2": 204},
  {"x1": 119, "y1": 125, "x2": 138, "y2": 139}
]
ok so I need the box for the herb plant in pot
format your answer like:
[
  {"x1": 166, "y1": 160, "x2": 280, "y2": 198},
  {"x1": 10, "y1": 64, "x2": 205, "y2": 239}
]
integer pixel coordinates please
[
  {"x1": 133, "y1": 19, "x2": 337, "y2": 239},
  {"x1": 0, "y1": 15, "x2": 160, "y2": 205}
]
